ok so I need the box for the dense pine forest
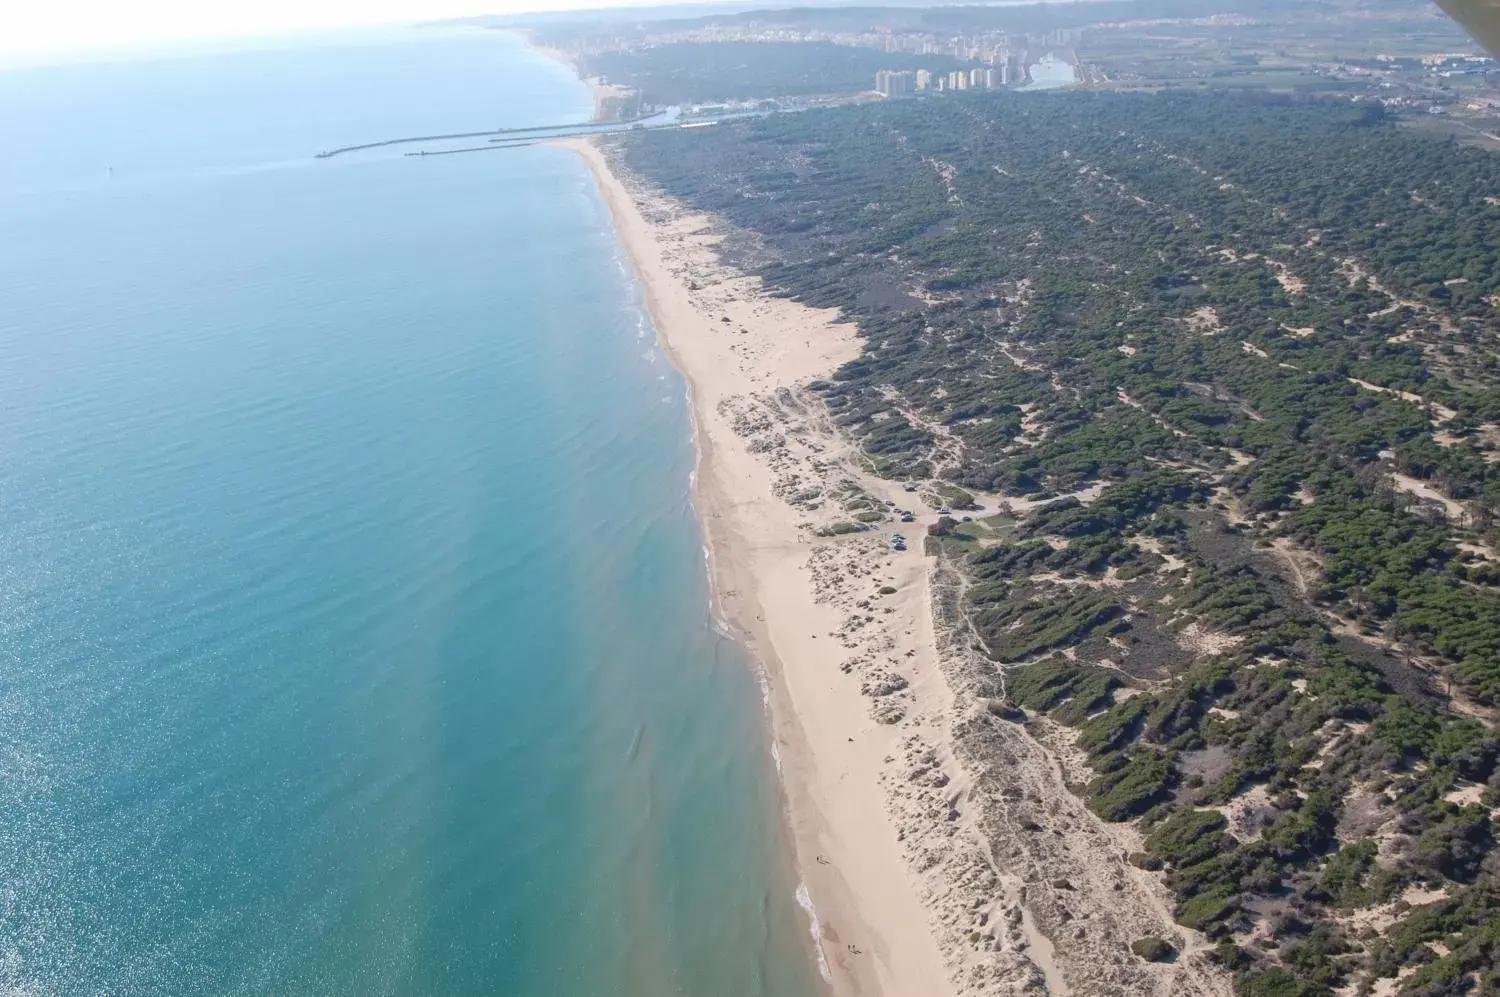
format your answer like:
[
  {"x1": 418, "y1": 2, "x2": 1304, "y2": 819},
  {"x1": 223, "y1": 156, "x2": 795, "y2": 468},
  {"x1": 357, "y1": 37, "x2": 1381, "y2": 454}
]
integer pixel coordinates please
[{"x1": 618, "y1": 91, "x2": 1500, "y2": 995}]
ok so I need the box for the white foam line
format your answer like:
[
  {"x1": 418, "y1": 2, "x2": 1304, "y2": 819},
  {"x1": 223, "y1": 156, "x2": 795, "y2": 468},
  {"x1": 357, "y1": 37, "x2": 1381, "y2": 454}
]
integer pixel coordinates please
[
  {"x1": 708, "y1": 610, "x2": 733, "y2": 638},
  {"x1": 592, "y1": 173, "x2": 825, "y2": 985},
  {"x1": 795, "y1": 881, "x2": 833, "y2": 982}
]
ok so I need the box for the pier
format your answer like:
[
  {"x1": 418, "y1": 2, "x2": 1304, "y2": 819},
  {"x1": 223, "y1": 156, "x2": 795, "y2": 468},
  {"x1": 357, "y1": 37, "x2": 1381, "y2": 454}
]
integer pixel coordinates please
[{"x1": 314, "y1": 112, "x2": 666, "y2": 159}]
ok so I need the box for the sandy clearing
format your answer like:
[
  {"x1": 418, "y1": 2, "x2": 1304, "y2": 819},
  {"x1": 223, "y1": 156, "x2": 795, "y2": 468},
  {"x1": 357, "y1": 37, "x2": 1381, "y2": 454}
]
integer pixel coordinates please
[{"x1": 1391, "y1": 472, "x2": 1468, "y2": 524}]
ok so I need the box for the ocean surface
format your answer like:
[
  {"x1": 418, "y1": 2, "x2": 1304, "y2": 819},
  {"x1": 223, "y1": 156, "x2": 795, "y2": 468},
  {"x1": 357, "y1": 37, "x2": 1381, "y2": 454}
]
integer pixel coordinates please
[{"x1": 0, "y1": 28, "x2": 820, "y2": 997}]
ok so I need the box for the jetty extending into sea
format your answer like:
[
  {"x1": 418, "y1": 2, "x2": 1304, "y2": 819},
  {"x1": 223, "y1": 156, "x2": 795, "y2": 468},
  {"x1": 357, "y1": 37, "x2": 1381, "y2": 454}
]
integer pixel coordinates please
[{"x1": 314, "y1": 112, "x2": 665, "y2": 159}]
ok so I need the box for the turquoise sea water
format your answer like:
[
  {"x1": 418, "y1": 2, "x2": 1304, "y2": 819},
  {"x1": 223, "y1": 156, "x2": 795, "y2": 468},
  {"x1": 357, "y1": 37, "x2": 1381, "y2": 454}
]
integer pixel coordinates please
[{"x1": 0, "y1": 29, "x2": 819, "y2": 997}]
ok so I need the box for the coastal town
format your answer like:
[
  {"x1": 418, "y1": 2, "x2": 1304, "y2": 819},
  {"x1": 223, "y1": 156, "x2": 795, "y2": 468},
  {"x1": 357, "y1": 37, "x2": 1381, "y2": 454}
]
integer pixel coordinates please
[{"x1": 506, "y1": 0, "x2": 1500, "y2": 140}]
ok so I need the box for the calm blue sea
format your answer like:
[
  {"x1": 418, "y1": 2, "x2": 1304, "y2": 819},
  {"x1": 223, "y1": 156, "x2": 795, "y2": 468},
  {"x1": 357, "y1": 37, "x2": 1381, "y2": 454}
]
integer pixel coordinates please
[{"x1": 0, "y1": 28, "x2": 819, "y2": 997}]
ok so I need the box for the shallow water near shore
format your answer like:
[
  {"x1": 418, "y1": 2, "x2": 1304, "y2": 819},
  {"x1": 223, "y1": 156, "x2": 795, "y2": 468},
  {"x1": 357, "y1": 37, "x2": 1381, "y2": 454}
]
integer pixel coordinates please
[{"x1": 0, "y1": 28, "x2": 820, "y2": 996}]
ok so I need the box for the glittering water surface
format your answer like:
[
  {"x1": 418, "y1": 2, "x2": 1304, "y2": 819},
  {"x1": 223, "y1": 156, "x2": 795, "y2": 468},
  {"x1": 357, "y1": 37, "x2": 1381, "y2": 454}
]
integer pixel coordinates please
[{"x1": 0, "y1": 28, "x2": 818, "y2": 997}]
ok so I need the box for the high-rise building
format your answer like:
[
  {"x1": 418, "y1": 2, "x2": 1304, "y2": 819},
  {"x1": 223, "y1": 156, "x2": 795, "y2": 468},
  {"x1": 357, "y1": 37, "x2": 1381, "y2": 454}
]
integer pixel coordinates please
[
  {"x1": 916, "y1": 69, "x2": 932, "y2": 91},
  {"x1": 875, "y1": 70, "x2": 916, "y2": 97}
]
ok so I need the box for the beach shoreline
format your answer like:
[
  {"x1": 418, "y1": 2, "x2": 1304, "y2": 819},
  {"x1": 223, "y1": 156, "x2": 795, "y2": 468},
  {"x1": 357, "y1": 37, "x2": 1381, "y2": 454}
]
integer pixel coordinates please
[
  {"x1": 520, "y1": 32, "x2": 638, "y2": 122},
  {"x1": 556, "y1": 125, "x2": 1240, "y2": 997},
  {"x1": 558, "y1": 136, "x2": 960, "y2": 997}
]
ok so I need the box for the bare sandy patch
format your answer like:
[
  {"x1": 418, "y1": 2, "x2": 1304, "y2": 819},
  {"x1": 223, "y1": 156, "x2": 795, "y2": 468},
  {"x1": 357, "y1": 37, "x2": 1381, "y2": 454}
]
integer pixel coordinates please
[
  {"x1": 1390, "y1": 473, "x2": 1467, "y2": 524},
  {"x1": 1178, "y1": 622, "x2": 1244, "y2": 657},
  {"x1": 1265, "y1": 259, "x2": 1305, "y2": 294},
  {"x1": 1185, "y1": 306, "x2": 1222, "y2": 336},
  {"x1": 1445, "y1": 783, "x2": 1487, "y2": 807},
  {"x1": 1205, "y1": 784, "x2": 1273, "y2": 842}
]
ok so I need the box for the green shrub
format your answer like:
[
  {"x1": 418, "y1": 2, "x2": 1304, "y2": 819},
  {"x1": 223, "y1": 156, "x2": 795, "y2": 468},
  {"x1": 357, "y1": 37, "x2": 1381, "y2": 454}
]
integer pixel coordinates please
[
  {"x1": 1131, "y1": 936, "x2": 1176, "y2": 962},
  {"x1": 1147, "y1": 810, "x2": 1229, "y2": 868},
  {"x1": 1088, "y1": 749, "x2": 1174, "y2": 821}
]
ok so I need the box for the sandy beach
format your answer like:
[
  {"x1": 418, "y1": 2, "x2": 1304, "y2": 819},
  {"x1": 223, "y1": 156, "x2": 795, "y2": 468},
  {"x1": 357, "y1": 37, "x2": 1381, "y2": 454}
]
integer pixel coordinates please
[
  {"x1": 524, "y1": 36, "x2": 638, "y2": 121},
  {"x1": 561, "y1": 134, "x2": 1236, "y2": 997},
  {"x1": 561, "y1": 135, "x2": 960, "y2": 997}
]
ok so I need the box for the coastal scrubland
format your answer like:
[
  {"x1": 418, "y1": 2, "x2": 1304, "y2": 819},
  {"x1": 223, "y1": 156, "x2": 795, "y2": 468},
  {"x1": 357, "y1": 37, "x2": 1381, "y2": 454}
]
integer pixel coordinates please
[{"x1": 614, "y1": 90, "x2": 1500, "y2": 995}]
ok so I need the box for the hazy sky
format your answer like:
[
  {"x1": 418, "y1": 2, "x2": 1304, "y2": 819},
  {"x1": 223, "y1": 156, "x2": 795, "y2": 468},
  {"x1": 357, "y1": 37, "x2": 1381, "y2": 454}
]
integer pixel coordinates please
[{"x1": 0, "y1": 0, "x2": 615, "y2": 61}]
